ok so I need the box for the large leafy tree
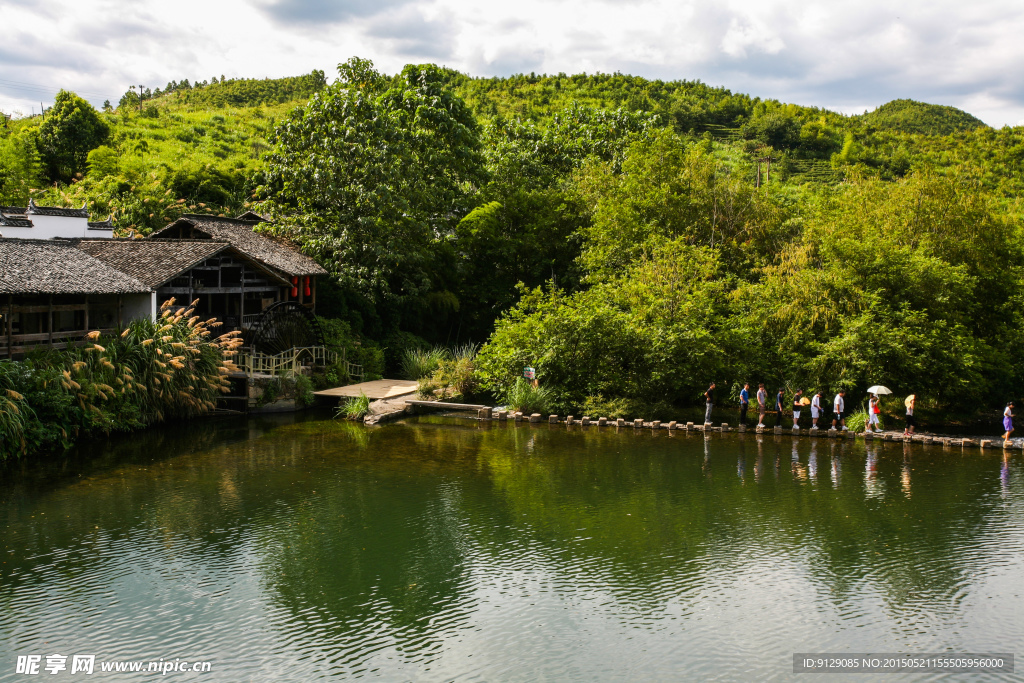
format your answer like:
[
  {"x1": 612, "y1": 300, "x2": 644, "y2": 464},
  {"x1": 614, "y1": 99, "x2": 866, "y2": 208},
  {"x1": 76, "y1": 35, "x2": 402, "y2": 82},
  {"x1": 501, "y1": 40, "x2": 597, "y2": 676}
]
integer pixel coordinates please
[
  {"x1": 255, "y1": 58, "x2": 485, "y2": 320},
  {"x1": 475, "y1": 240, "x2": 733, "y2": 412},
  {"x1": 453, "y1": 104, "x2": 657, "y2": 339},
  {"x1": 37, "y1": 90, "x2": 109, "y2": 183},
  {"x1": 572, "y1": 129, "x2": 791, "y2": 282},
  {"x1": 735, "y1": 171, "x2": 1024, "y2": 407}
]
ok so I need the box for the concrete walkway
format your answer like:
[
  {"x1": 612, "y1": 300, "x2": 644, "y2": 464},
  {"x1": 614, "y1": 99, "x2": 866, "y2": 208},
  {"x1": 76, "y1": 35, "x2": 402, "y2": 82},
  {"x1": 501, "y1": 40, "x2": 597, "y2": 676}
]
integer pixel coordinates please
[{"x1": 314, "y1": 379, "x2": 418, "y2": 400}]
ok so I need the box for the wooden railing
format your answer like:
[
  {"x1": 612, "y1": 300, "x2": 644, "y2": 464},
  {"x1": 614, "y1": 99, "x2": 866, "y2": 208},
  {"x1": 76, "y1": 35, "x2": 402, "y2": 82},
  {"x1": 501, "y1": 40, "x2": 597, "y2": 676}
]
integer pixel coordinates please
[
  {"x1": 237, "y1": 346, "x2": 364, "y2": 382},
  {"x1": 241, "y1": 313, "x2": 262, "y2": 329},
  {"x1": 1, "y1": 329, "x2": 115, "y2": 357}
]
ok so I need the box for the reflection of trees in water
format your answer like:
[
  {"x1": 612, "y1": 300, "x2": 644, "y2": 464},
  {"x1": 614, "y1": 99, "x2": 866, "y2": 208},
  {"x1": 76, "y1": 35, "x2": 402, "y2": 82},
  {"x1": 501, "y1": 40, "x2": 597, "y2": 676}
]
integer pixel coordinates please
[
  {"x1": 2, "y1": 415, "x2": 1018, "y2": 662},
  {"x1": 449, "y1": 424, "x2": 1012, "y2": 626}
]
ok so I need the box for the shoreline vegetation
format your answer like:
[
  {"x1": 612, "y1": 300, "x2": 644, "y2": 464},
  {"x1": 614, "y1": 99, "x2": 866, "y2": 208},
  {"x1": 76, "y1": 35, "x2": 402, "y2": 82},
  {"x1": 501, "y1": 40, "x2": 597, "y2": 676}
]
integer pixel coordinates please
[
  {"x1": 3, "y1": 59, "x2": 1024, "y2": 458},
  {"x1": 0, "y1": 300, "x2": 240, "y2": 461}
]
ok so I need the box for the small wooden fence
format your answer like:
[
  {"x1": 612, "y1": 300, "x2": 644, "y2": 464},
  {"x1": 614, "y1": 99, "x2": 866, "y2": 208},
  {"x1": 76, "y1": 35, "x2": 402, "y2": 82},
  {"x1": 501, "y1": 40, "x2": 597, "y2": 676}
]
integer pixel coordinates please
[{"x1": 237, "y1": 345, "x2": 364, "y2": 382}]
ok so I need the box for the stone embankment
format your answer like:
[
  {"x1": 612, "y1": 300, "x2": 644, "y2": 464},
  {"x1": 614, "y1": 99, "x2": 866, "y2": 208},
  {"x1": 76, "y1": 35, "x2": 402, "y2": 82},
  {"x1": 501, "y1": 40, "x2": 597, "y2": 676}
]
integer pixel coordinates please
[{"x1": 473, "y1": 407, "x2": 1022, "y2": 450}]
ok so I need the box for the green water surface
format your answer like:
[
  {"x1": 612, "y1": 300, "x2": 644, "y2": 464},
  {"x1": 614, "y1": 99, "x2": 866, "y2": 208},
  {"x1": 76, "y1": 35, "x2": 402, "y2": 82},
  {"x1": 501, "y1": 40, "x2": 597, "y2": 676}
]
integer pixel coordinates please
[{"x1": 1, "y1": 413, "x2": 1022, "y2": 680}]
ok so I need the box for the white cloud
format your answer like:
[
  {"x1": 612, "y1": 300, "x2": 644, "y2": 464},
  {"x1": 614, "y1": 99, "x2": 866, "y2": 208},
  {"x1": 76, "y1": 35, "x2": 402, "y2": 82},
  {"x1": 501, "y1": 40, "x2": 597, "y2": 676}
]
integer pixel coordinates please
[{"x1": 2, "y1": 0, "x2": 1024, "y2": 126}]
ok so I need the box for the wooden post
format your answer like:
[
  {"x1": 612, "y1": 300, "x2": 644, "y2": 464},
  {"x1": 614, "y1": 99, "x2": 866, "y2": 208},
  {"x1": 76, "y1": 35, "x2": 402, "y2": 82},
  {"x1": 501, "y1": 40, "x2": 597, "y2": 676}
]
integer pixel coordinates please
[
  {"x1": 5, "y1": 295, "x2": 11, "y2": 358},
  {"x1": 47, "y1": 295, "x2": 53, "y2": 346},
  {"x1": 239, "y1": 263, "x2": 245, "y2": 325},
  {"x1": 84, "y1": 296, "x2": 89, "y2": 333},
  {"x1": 117, "y1": 294, "x2": 122, "y2": 328}
]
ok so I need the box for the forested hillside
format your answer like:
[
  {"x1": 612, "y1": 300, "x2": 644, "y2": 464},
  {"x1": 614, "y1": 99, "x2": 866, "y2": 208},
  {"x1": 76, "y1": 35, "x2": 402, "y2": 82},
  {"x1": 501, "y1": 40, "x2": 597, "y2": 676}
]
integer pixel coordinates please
[{"x1": 2, "y1": 61, "x2": 1023, "y2": 421}]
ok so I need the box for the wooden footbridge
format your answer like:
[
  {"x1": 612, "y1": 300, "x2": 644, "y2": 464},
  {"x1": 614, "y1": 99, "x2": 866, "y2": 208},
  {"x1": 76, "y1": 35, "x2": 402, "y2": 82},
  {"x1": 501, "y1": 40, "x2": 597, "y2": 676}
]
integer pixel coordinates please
[{"x1": 314, "y1": 378, "x2": 419, "y2": 400}]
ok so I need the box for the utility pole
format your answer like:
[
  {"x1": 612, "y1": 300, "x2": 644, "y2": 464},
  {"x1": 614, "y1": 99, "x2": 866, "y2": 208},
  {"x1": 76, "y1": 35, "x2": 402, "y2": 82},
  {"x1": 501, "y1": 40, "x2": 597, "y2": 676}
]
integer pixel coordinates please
[{"x1": 755, "y1": 154, "x2": 774, "y2": 187}]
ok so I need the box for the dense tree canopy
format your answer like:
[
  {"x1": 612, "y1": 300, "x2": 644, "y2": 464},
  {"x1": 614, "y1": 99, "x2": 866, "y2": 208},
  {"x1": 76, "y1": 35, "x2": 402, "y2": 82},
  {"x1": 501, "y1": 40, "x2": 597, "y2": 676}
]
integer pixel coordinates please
[
  {"x1": 254, "y1": 58, "x2": 485, "y2": 329},
  {"x1": 37, "y1": 90, "x2": 109, "y2": 183},
  {"x1": 4, "y1": 62, "x2": 1024, "y2": 420}
]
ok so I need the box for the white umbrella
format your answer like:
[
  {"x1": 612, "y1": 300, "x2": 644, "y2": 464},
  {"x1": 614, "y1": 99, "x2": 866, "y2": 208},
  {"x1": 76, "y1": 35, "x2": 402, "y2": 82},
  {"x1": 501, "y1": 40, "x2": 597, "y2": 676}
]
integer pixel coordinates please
[{"x1": 867, "y1": 385, "x2": 892, "y2": 395}]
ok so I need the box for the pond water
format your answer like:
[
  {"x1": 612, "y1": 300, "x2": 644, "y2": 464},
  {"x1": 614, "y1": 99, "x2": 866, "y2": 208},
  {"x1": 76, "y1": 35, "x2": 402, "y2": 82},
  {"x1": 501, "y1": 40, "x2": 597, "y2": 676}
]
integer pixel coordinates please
[{"x1": 1, "y1": 414, "x2": 1022, "y2": 681}]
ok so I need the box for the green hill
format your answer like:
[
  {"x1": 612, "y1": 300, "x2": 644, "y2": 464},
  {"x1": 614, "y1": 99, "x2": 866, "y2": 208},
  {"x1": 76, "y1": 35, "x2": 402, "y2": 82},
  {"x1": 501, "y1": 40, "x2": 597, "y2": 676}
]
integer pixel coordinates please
[
  {"x1": 2, "y1": 67, "x2": 1022, "y2": 237},
  {"x1": 859, "y1": 99, "x2": 987, "y2": 136}
]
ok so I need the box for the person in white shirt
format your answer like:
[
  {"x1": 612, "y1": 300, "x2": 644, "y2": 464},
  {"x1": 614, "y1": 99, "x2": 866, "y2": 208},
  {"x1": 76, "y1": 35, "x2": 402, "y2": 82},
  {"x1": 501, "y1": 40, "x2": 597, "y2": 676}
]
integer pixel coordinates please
[
  {"x1": 811, "y1": 391, "x2": 823, "y2": 429},
  {"x1": 832, "y1": 390, "x2": 847, "y2": 431},
  {"x1": 756, "y1": 384, "x2": 767, "y2": 427},
  {"x1": 867, "y1": 394, "x2": 882, "y2": 433},
  {"x1": 1003, "y1": 402, "x2": 1015, "y2": 445},
  {"x1": 904, "y1": 395, "x2": 916, "y2": 435}
]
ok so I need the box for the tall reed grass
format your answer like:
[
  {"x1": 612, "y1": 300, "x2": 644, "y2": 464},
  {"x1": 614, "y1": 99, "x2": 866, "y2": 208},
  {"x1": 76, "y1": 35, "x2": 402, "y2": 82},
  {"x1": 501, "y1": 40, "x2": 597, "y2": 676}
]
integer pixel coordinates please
[
  {"x1": 402, "y1": 347, "x2": 446, "y2": 380},
  {"x1": 0, "y1": 298, "x2": 241, "y2": 461}
]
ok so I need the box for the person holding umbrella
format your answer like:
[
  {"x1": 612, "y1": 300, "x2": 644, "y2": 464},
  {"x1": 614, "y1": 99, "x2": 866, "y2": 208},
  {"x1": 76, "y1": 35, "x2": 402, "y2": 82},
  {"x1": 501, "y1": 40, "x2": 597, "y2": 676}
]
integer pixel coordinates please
[
  {"x1": 1003, "y1": 402, "x2": 1015, "y2": 446},
  {"x1": 904, "y1": 394, "x2": 916, "y2": 436},
  {"x1": 867, "y1": 394, "x2": 882, "y2": 433},
  {"x1": 866, "y1": 385, "x2": 892, "y2": 434}
]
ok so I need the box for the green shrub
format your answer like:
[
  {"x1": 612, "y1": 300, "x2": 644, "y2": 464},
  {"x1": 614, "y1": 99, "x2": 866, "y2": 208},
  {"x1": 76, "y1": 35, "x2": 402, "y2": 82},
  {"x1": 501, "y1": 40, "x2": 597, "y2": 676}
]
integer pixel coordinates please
[
  {"x1": 417, "y1": 377, "x2": 441, "y2": 399},
  {"x1": 336, "y1": 393, "x2": 370, "y2": 420},
  {"x1": 845, "y1": 408, "x2": 869, "y2": 433},
  {"x1": 295, "y1": 375, "x2": 315, "y2": 407},
  {"x1": 317, "y1": 316, "x2": 384, "y2": 380},
  {"x1": 504, "y1": 377, "x2": 553, "y2": 414},
  {"x1": 383, "y1": 330, "x2": 430, "y2": 375},
  {"x1": 402, "y1": 347, "x2": 446, "y2": 380},
  {"x1": 429, "y1": 345, "x2": 479, "y2": 400}
]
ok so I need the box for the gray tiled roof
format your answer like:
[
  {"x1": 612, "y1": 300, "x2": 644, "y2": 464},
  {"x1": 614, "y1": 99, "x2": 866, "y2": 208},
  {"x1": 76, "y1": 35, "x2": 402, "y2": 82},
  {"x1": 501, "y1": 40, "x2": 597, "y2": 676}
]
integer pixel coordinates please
[
  {"x1": 0, "y1": 213, "x2": 33, "y2": 228},
  {"x1": 0, "y1": 239, "x2": 150, "y2": 295},
  {"x1": 26, "y1": 199, "x2": 90, "y2": 218},
  {"x1": 0, "y1": 206, "x2": 25, "y2": 216},
  {"x1": 151, "y1": 214, "x2": 327, "y2": 277},
  {"x1": 74, "y1": 239, "x2": 232, "y2": 288},
  {"x1": 87, "y1": 216, "x2": 114, "y2": 230},
  {"x1": 234, "y1": 210, "x2": 268, "y2": 222}
]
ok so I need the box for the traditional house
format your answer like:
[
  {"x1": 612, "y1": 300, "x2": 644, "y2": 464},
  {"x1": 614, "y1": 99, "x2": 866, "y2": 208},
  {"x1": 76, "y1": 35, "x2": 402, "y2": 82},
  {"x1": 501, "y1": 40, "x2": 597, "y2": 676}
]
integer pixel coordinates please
[
  {"x1": 0, "y1": 239, "x2": 151, "y2": 357},
  {"x1": 149, "y1": 214, "x2": 326, "y2": 314},
  {"x1": 0, "y1": 199, "x2": 114, "y2": 240},
  {"x1": 0, "y1": 204, "x2": 328, "y2": 359},
  {"x1": 74, "y1": 238, "x2": 292, "y2": 331}
]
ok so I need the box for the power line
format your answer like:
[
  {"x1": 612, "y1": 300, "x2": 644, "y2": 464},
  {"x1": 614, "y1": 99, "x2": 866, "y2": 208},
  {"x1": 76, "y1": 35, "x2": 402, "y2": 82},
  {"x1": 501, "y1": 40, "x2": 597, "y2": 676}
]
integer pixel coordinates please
[{"x1": 0, "y1": 77, "x2": 113, "y2": 100}]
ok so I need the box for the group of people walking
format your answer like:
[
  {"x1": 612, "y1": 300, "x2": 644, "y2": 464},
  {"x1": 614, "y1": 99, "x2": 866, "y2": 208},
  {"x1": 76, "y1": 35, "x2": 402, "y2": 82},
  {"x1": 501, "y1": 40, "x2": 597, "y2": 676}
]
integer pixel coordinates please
[
  {"x1": 702, "y1": 383, "x2": 1018, "y2": 443},
  {"x1": 702, "y1": 383, "x2": 920, "y2": 434}
]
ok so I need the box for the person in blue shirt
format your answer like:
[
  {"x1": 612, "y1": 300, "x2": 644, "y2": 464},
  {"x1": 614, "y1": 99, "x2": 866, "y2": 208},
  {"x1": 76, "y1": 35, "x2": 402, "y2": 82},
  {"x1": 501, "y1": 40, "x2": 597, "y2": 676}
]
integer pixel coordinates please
[
  {"x1": 739, "y1": 383, "x2": 750, "y2": 426},
  {"x1": 775, "y1": 389, "x2": 785, "y2": 427}
]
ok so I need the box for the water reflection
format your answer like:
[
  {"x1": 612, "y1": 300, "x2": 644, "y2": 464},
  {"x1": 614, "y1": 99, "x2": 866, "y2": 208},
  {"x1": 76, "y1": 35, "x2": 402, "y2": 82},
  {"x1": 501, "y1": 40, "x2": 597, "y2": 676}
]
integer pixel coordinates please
[
  {"x1": 902, "y1": 448, "x2": 913, "y2": 497},
  {"x1": 809, "y1": 441, "x2": 819, "y2": 483},
  {"x1": 1, "y1": 416, "x2": 1022, "y2": 681}
]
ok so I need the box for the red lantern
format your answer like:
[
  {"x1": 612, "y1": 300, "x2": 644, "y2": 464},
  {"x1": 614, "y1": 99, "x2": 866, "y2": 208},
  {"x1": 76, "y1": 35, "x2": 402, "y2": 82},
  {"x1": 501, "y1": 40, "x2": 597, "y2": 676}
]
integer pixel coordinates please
[
  {"x1": 290, "y1": 276, "x2": 298, "y2": 298},
  {"x1": 304, "y1": 276, "x2": 311, "y2": 297}
]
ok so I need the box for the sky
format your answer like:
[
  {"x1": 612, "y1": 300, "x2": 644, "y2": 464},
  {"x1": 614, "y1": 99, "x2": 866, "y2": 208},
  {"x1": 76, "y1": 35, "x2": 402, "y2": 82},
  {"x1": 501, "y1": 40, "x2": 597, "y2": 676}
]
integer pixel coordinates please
[{"x1": 2, "y1": 0, "x2": 1024, "y2": 126}]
